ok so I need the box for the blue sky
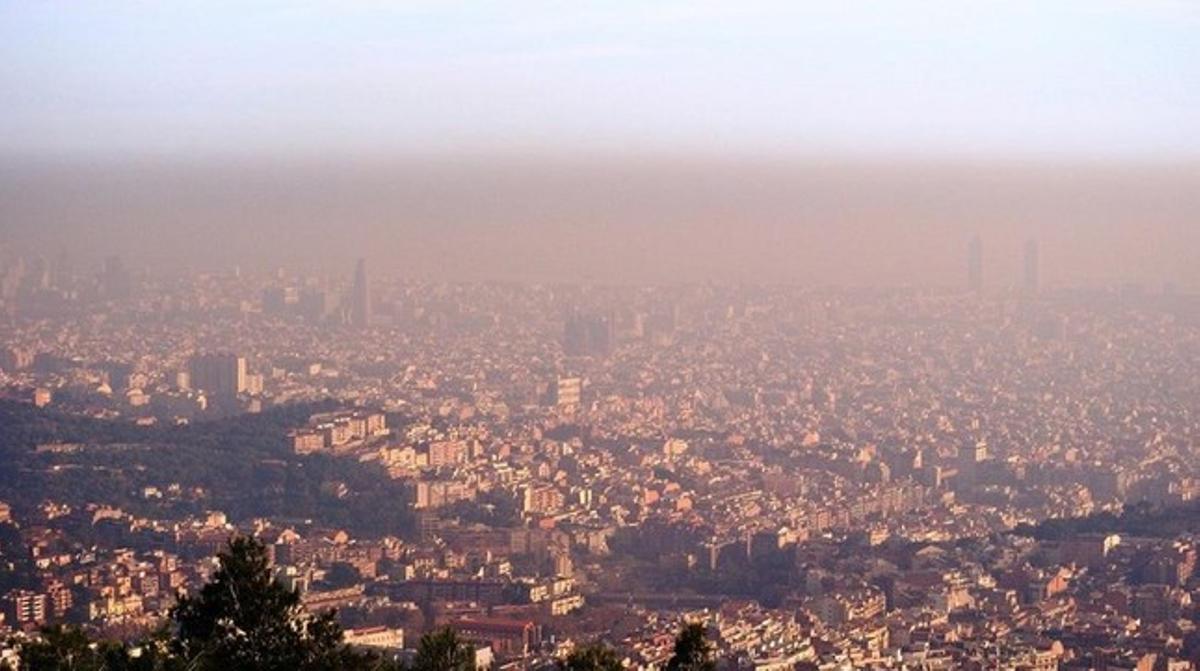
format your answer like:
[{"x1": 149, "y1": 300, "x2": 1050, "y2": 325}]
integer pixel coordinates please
[{"x1": 2, "y1": 1, "x2": 1198, "y2": 159}]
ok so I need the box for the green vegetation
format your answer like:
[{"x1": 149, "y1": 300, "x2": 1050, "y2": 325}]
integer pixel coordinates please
[
  {"x1": 666, "y1": 623, "x2": 716, "y2": 671},
  {"x1": 1013, "y1": 500, "x2": 1200, "y2": 540},
  {"x1": 172, "y1": 536, "x2": 366, "y2": 670},
  {"x1": 608, "y1": 522, "x2": 795, "y2": 607},
  {"x1": 0, "y1": 400, "x2": 413, "y2": 539},
  {"x1": 410, "y1": 627, "x2": 475, "y2": 671},
  {"x1": 558, "y1": 642, "x2": 623, "y2": 671},
  {"x1": 442, "y1": 488, "x2": 522, "y2": 528},
  {"x1": 3, "y1": 625, "x2": 169, "y2": 671},
  {"x1": 0, "y1": 522, "x2": 38, "y2": 593},
  {"x1": 4, "y1": 537, "x2": 400, "y2": 671}
]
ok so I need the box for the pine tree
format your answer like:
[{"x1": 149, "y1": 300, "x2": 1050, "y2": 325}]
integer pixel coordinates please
[
  {"x1": 10, "y1": 626, "x2": 107, "y2": 671},
  {"x1": 170, "y1": 535, "x2": 380, "y2": 671},
  {"x1": 558, "y1": 642, "x2": 623, "y2": 671},
  {"x1": 8, "y1": 537, "x2": 398, "y2": 671},
  {"x1": 665, "y1": 623, "x2": 716, "y2": 671},
  {"x1": 411, "y1": 626, "x2": 475, "y2": 671},
  {"x1": 7, "y1": 625, "x2": 176, "y2": 671}
]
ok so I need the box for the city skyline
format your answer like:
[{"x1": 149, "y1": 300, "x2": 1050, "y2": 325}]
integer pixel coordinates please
[
  {"x1": 4, "y1": 1, "x2": 1198, "y2": 291},
  {"x1": 4, "y1": 158, "x2": 1198, "y2": 291},
  {"x1": 3, "y1": 3, "x2": 1200, "y2": 669}
]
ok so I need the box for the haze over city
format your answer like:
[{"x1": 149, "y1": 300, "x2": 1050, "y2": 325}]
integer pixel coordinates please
[
  {"x1": 3, "y1": 1, "x2": 1199, "y2": 288},
  {"x1": 3, "y1": 3, "x2": 1200, "y2": 671}
]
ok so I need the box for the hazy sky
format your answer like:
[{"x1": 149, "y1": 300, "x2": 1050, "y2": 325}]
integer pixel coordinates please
[
  {"x1": 2, "y1": 1, "x2": 1198, "y2": 158},
  {"x1": 2, "y1": 3, "x2": 1198, "y2": 289}
]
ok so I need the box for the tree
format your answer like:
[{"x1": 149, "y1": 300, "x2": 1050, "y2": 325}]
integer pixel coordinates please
[
  {"x1": 665, "y1": 623, "x2": 715, "y2": 671},
  {"x1": 321, "y1": 562, "x2": 362, "y2": 590},
  {"x1": 11, "y1": 626, "x2": 106, "y2": 671},
  {"x1": 170, "y1": 536, "x2": 371, "y2": 671},
  {"x1": 412, "y1": 626, "x2": 475, "y2": 671},
  {"x1": 8, "y1": 625, "x2": 173, "y2": 671},
  {"x1": 558, "y1": 642, "x2": 623, "y2": 671},
  {"x1": 5, "y1": 538, "x2": 398, "y2": 671}
]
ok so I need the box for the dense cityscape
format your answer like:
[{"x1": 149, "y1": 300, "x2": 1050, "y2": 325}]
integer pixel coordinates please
[
  {"x1": 3, "y1": 243, "x2": 1200, "y2": 669},
  {"x1": 4, "y1": 2, "x2": 1199, "y2": 669}
]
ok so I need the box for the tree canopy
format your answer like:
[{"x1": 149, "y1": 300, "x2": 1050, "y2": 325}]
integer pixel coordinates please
[
  {"x1": 172, "y1": 536, "x2": 364, "y2": 670},
  {"x1": 558, "y1": 642, "x2": 623, "y2": 671},
  {"x1": 0, "y1": 400, "x2": 415, "y2": 539},
  {"x1": 666, "y1": 623, "x2": 716, "y2": 671},
  {"x1": 5, "y1": 537, "x2": 398, "y2": 671},
  {"x1": 411, "y1": 626, "x2": 475, "y2": 671}
]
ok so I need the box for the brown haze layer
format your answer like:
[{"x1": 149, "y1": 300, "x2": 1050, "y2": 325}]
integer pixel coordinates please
[{"x1": 2, "y1": 156, "x2": 1198, "y2": 290}]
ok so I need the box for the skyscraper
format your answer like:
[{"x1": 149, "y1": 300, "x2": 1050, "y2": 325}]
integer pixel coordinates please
[
  {"x1": 102, "y1": 255, "x2": 132, "y2": 299},
  {"x1": 350, "y1": 258, "x2": 371, "y2": 328},
  {"x1": 1023, "y1": 239, "x2": 1039, "y2": 295},
  {"x1": 188, "y1": 353, "x2": 247, "y2": 398},
  {"x1": 299, "y1": 286, "x2": 329, "y2": 323},
  {"x1": 563, "y1": 309, "x2": 615, "y2": 357},
  {"x1": 261, "y1": 286, "x2": 288, "y2": 315},
  {"x1": 967, "y1": 235, "x2": 983, "y2": 293}
]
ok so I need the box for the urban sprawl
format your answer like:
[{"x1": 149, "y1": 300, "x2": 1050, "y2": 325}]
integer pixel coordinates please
[{"x1": 3, "y1": 245, "x2": 1200, "y2": 670}]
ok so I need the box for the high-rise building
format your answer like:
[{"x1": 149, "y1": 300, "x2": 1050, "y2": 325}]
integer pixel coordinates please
[
  {"x1": 188, "y1": 353, "x2": 247, "y2": 398},
  {"x1": 299, "y1": 287, "x2": 329, "y2": 322},
  {"x1": 4, "y1": 590, "x2": 48, "y2": 627},
  {"x1": 955, "y1": 440, "x2": 988, "y2": 490},
  {"x1": 28, "y1": 256, "x2": 50, "y2": 291},
  {"x1": 563, "y1": 310, "x2": 614, "y2": 357},
  {"x1": 551, "y1": 376, "x2": 582, "y2": 407},
  {"x1": 262, "y1": 287, "x2": 288, "y2": 315},
  {"x1": 967, "y1": 235, "x2": 983, "y2": 293},
  {"x1": 587, "y1": 312, "x2": 614, "y2": 355},
  {"x1": 100, "y1": 360, "x2": 135, "y2": 392},
  {"x1": 644, "y1": 303, "x2": 678, "y2": 346},
  {"x1": 1023, "y1": 239, "x2": 1039, "y2": 295},
  {"x1": 102, "y1": 255, "x2": 132, "y2": 299},
  {"x1": 350, "y1": 258, "x2": 371, "y2": 328},
  {"x1": 0, "y1": 346, "x2": 34, "y2": 371},
  {"x1": 563, "y1": 314, "x2": 588, "y2": 355}
]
